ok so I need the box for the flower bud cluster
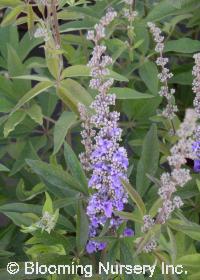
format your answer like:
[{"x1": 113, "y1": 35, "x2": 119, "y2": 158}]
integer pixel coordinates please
[
  {"x1": 34, "y1": 27, "x2": 50, "y2": 42},
  {"x1": 148, "y1": 22, "x2": 178, "y2": 119},
  {"x1": 86, "y1": 8, "x2": 117, "y2": 44},
  {"x1": 79, "y1": 9, "x2": 131, "y2": 254}
]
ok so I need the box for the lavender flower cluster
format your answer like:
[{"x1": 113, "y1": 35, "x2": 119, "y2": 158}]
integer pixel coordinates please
[
  {"x1": 141, "y1": 109, "x2": 197, "y2": 252},
  {"x1": 148, "y1": 22, "x2": 178, "y2": 119},
  {"x1": 192, "y1": 53, "x2": 200, "y2": 172},
  {"x1": 79, "y1": 8, "x2": 132, "y2": 254}
]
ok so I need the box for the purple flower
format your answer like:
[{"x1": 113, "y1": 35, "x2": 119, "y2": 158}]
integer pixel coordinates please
[
  {"x1": 86, "y1": 241, "x2": 96, "y2": 254},
  {"x1": 97, "y1": 242, "x2": 107, "y2": 251},
  {"x1": 192, "y1": 141, "x2": 200, "y2": 157},
  {"x1": 123, "y1": 228, "x2": 134, "y2": 237},
  {"x1": 194, "y1": 160, "x2": 200, "y2": 172},
  {"x1": 104, "y1": 201, "x2": 113, "y2": 218},
  {"x1": 192, "y1": 141, "x2": 200, "y2": 172}
]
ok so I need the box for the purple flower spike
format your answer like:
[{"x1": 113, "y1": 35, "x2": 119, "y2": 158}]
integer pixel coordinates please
[{"x1": 79, "y1": 8, "x2": 130, "y2": 254}]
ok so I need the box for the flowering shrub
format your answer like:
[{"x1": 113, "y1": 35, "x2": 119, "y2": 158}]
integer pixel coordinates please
[{"x1": 0, "y1": 0, "x2": 200, "y2": 279}]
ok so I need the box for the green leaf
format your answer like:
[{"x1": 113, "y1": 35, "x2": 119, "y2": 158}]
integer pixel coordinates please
[
  {"x1": 76, "y1": 200, "x2": 89, "y2": 254},
  {"x1": 108, "y1": 70, "x2": 128, "y2": 82},
  {"x1": 0, "y1": 163, "x2": 10, "y2": 172},
  {"x1": 18, "y1": 32, "x2": 43, "y2": 61},
  {"x1": 109, "y1": 87, "x2": 154, "y2": 99},
  {"x1": 7, "y1": 44, "x2": 25, "y2": 77},
  {"x1": 121, "y1": 179, "x2": 146, "y2": 217},
  {"x1": 1, "y1": 6, "x2": 23, "y2": 27},
  {"x1": 61, "y1": 65, "x2": 128, "y2": 82},
  {"x1": 135, "y1": 22, "x2": 150, "y2": 54},
  {"x1": 26, "y1": 103, "x2": 43, "y2": 125},
  {"x1": 53, "y1": 111, "x2": 77, "y2": 154},
  {"x1": 165, "y1": 38, "x2": 200, "y2": 53},
  {"x1": 136, "y1": 124, "x2": 159, "y2": 196},
  {"x1": 26, "y1": 159, "x2": 85, "y2": 194},
  {"x1": 168, "y1": 218, "x2": 200, "y2": 241},
  {"x1": 61, "y1": 65, "x2": 90, "y2": 79},
  {"x1": 0, "y1": 203, "x2": 42, "y2": 214},
  {"x1": 57, "y1": 79, "x2": 93, "y2": 112},
  {"x1": 64, "y1": 142, "x2": 88, "y2": 193},
  {"x1": 43, "y1": 192, "x2": 54, "y2": 214},
  {"x1": 139, "y1": 61, "x2": 158, "y2": 95},
  {"x1": 189, "y1": 273, "x2": 200, "y2": 280},
  {"x1": 176, "y1": 254, "x2": 200, "y2": 271},
  {"x1": 27, "y1": 231, "x2": 70, "y2": 249},
  {"x1": 106, "y1": 240, "x2": 120, "y2": 264},
  {"x1": 53, "y1": 197, "x2": 80, "y2": 209},
  {"x1": 145, "y1": 0, "x2": 198, "y2": 22},
  {"x1": 120, "y1": 240, "x2": 143, "y2": 280},
  {"x1": 1, "y1": 212, "x2": 37, "y2": 227},
  {"x1": 115, "y1": 211, "x2": 143, "y2": 224},
  {"x1": 45, "y1": 44, "x2": 60, "y2": 80},
  {"x1": 0, "y1": 0, "x2": 23, "y2": 7},
  {"x1": 0, "y1": 265, "x2": 40, "y2": 280},
  {"x1": 10, "y1": 81, "x2": 54, "y2": 115},
  {"x1": 170, "y1": 70, "x2": 193, "y2": 85},
  {"x1": 0, "y1": 98, "x2": 13, "y2": 112},
  {"x1": 4, "y1": 110, "x2": 26, "y2": 137},
  {"x1": 13, "y1": 75, "x2": 51, "y2": 82},
  {"x1": 10, "y1": 141, "x2": 39, "y2": 175},
  {"x1": 16, "y1": 180, "x2": 45, "y2": 201},
  {"x1": 196, "y1": 179, "x2": 200, "y2": 192},
  {"x1": 60, "y1": 20, "x2": 94, "y2": 33}
]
